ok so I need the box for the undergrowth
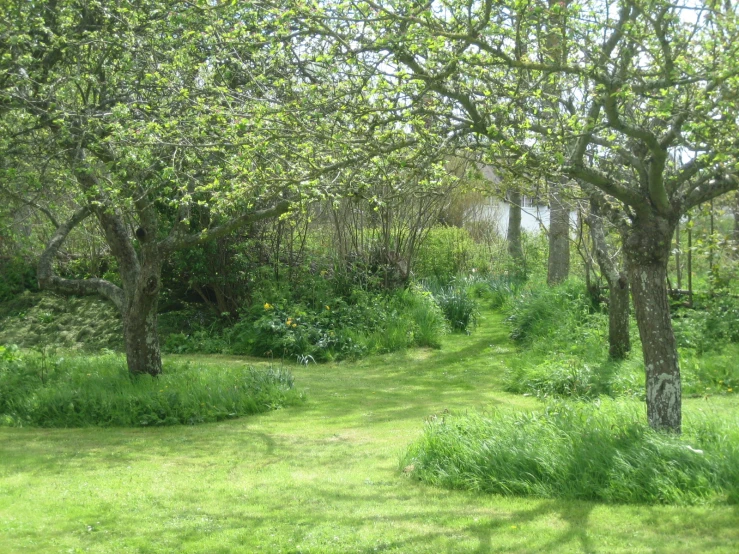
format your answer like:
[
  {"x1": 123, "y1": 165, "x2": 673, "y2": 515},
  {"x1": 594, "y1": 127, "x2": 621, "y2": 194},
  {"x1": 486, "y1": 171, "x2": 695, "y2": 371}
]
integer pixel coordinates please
[
  {"x1": 402, "y1": 400, "x2": 739, "y2": 505},
  {"x1": 500, "y1": 279, "x2": 739, "y2": 400},
  {"x1": 0, "y1": 347, "x2": 303, "y2": 427}
]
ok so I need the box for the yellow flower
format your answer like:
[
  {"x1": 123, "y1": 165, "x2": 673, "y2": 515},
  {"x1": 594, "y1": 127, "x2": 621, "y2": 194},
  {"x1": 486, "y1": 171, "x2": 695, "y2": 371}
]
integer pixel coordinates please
[
  {"x1": 292, "y1": 323, "x2": 297, "y2": 328},
  {"x1": 264, "y1": 302, "x2": 272, "y2": 310},
  {"x1": 286, "y1": 318, "x2": 293, "y2": 326},
  {"x1": 729, "y1": 388, "x2": 734, "y2": 392}
]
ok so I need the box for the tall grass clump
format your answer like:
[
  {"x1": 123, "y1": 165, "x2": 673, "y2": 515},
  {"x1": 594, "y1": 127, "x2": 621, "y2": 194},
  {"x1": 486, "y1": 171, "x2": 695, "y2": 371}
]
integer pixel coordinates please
[
  {"x1": 421, "y1": 278, "x2": 479, "y2": 333},
  {"x1": 402, "y1": 400, "x2": 739, "y2": 505},
  {"x1": 506, "y1": 279, "x2": 597, "y2": 347},
  {"x1": 502, "y1": 354, "x2": 645, "y2": 400},
  {"x1": 482, "y1": 274, "x2": 526, "y2": 309},
  {"x1": 0, "y1": 349, "x2": 303, "y2": 427}
]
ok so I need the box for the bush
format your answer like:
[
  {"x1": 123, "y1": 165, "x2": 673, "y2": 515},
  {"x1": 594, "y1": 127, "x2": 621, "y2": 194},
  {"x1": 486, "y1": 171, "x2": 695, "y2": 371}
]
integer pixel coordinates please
[
  {"x1": 414, "y1": 226, "x2": 482, "y2": 282},
  {"x1": 402, "y1": 401, "x2": 739, "y2": 505},
  {"x1": 0, "y1": 351, "x2": 303, "y2": 427},
  {"x1": 673, "y1": 295, "x2": 739, "y2": 353},
  {"x1": 228, "y1": 286, "x2": 447, "y2": 361},
  {"x1": 402, "y1": 285, "x2": 448, "y2": 348},
  {"x1": 0, "y1": 256, "x2": 37, "y2": 302}
]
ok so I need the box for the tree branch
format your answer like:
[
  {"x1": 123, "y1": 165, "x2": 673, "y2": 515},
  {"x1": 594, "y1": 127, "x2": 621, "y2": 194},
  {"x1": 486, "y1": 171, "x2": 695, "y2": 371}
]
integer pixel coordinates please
[
  {"x1": 0, "y1": 185, "x2": 60, "y2": 228},
  {"x1": 683, "y1": 174, "x2": 739, "y2": 211},
  {"x1": 37, "y1": 206, "x2": 125, "y2": 311},
  {"x1": 161, "y1": 200, "x2": 291, "y2": 253}
]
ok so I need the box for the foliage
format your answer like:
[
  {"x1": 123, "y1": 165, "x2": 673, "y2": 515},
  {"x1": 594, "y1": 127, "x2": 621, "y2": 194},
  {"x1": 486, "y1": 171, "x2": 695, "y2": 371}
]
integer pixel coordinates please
[
  {"x1": 414, "y1": 226, "x2": 484, "y2": 283},
  {"x1": 422, "y1": 278, "x2": 479, "y2": 333},
  {"x1": 0, "y1": 292, "x2": 122, "y2": 351},
  {"x1": 0, "y1": 351, "x2": 302, "y2": 427},
  {"x1": 673, "y1": 296, "x2": 739, "y2": 353},
  {"x1": 229, "y1": 285, "x2": 448, "y2": 360},
  {"x1": 403, "y1": 401, "x2": 739, "y2": 505},
  {"x1": 506, "y1": 280, "x2": 598, "y2": 347},
  {"x1": 503, "y1": 354, "x2": 644, "y2": 400},
  {"x1": 0, "y1": 256, "x2": 37, "y2": 302},
  {"x1": 502, "y1": 280, "x2": 739, "y2": 400}
]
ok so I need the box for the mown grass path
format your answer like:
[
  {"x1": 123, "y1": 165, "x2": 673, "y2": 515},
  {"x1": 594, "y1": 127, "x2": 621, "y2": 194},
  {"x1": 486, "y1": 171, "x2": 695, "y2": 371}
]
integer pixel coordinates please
[{"x1": 1, "y1": 311, "x2": 738, "y2": 553}]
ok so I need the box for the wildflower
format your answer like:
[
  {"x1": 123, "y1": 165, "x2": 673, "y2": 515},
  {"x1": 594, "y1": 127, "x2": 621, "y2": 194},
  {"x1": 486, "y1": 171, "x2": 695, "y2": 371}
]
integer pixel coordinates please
[
  {"x1": 292, "y1": 323, "x2": 297, "y2": 328},
  {"x1": 286, "y1": 318, "x2": 294, "y2": 326},
  {"x1": 264, "y1": 302, "x2": 272, "y2": 310}
]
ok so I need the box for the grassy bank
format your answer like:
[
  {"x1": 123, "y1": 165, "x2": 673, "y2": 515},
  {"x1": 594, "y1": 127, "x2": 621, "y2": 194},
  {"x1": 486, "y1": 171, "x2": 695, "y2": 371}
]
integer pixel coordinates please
[{"x1": 1, "y1": 310, "x2": 739, "y2": 552}]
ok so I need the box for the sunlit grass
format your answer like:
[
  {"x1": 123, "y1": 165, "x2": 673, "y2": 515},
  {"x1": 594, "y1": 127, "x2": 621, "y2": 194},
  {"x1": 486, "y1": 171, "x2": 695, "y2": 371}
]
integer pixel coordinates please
[{"x1": 1, "y1": 310, "x2": 739, "y2": 553}]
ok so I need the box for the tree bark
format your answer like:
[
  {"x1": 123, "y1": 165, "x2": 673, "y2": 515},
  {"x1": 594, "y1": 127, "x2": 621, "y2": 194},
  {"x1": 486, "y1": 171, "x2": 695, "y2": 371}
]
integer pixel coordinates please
[
  {"x1": 624, "y1": 215, "x2": 681, "y2": 433},
  {"x1": 507, "y1": 190, "x2": 523, "y2": 263},
  {"x1": 547, "y1": 183, "x2": 570, "y2": 285},
  {"x1": 587, "y1": 208, "x2": 630, "y2": 359},
  {"x1": 122, "y1": 265, "x2": 163, "y2": 376}
]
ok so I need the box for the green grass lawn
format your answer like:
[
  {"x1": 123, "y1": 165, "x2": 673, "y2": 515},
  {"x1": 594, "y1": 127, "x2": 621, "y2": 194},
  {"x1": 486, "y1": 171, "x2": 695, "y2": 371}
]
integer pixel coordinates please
[{"x1": 1, "y1": 311, "x2": 738, "y2": 553}]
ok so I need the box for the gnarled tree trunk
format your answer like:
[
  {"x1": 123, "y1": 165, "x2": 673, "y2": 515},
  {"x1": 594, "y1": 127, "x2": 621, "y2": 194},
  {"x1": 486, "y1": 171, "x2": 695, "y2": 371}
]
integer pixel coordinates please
[
  {"x1": 122, "y1": 262, "x2": 163, "y2": 376},
  {"x1": 625, "y1": 215, "x2": 681, "y2": 432}
]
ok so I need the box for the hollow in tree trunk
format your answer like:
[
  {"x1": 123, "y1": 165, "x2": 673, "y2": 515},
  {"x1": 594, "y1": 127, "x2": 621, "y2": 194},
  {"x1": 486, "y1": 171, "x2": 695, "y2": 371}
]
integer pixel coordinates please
[{"x1": 624, "y1": 215, "x2": 681, "y2": 432}]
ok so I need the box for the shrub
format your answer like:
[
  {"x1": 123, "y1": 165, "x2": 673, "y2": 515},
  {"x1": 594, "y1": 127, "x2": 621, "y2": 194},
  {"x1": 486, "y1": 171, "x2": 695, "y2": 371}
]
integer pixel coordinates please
[
  {"x1": 673, "y1": 295, "x2": 739, "y2": 353},
  {"x1": 228, "y1": 300, "x2": 373, "y2": 361},
  {"x1": 414, "y1": 226, "x2": 481, "y2": 282},
  {"x1": 0, "y1": 256, "x2": 37, "y2": 302},
  {"x1": 227, "y1": 286, "x2": 447, "y2": 361},
  {"x1": 402, "y1": 401, "x2": 739, "y2": 505},
  {"x1": 0, "y1": 351, "x2": 303, "y2": 427}
]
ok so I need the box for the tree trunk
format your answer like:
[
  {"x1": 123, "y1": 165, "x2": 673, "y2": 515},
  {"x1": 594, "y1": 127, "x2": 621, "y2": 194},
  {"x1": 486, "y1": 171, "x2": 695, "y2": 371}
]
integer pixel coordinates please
[
  {"x1": 608, "y1": 275, "x2": 631, "y2": 359},
  {"x1": 624, "y1": 216, "x2": 681, "y2": 433},
  {"x1": 507, "y1": 190, "x2": 523, "y2": 263},
  {"x1": 121, "y1": 252, "x2": 163, "y2": 376},
  {"x1": 547, "y1": 183, "x2": 570, "y2": 285},
  {"x1": 587, "y1": 207, "x2": 630, "y2": 359},
  {"x1": 123, "y1": 294, "x2": 162, "y2": 376}
]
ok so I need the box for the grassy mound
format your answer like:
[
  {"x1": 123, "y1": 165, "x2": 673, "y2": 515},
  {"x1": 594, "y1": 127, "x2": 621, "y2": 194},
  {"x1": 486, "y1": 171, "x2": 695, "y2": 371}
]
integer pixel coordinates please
[
  {"x1": 0, "y1": 292, "x2": 122, "y2": 351},
  {"x1": 402, "y1": 401, "x2": 739, "y2": 505},
  {"x1": 0, "y1": 348, "x2": 303, "y2": 427}
]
